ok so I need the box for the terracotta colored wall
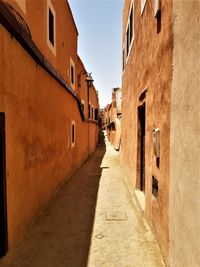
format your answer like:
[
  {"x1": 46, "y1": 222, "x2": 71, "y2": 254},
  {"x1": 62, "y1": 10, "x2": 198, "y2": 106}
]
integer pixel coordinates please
[
  {"x1": 0, "y1": 0, "x2": 99, "y2": 252},
  {"x1": 89, "y1": 86, "x2": 99, "y2": 154},
  {"x1": 6, "y1": 0, "x2": 78, "y2": 90},
  {"x1": 121, "y1": 0, "x2": 172, "y2": 261},
  {"x1": 169, "y1": 1, "x2": 200, "y2": 266}
]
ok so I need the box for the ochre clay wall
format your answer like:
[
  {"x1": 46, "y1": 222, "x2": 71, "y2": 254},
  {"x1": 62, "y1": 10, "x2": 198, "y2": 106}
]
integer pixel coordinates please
[
  {"x1": 6, "y1": 0, "x2": 78, "y2": 90},
  {"x1": 0, "y1": 0, "x2": 99, "y2": 252},
  {"x1": 89, "y1": 86, "x2": 99, "y2": 155},
  {"x1": 169, "y1": 1, "x2": 200, "y2": 266},
  {"x1": 121, "y1": 0, "x2": 172, "y2": 261}
]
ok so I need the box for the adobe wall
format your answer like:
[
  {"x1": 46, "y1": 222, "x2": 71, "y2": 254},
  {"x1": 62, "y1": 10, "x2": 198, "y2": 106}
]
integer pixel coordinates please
[
  {"x1": 121, "y1": 0, "x2": 172, "y2": 260},
  {"x1": 169, "y1": 1, "x2": 200, "y2": 266},
  {"x1": 6, "y1": 0, "x2": 78, "y2": 91},
  {"x1": 0, "y1": 23, "x2": 97, "y2": 250}
]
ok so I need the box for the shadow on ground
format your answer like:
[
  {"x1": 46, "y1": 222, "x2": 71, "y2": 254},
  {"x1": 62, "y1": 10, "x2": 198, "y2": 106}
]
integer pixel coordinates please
[{"x1": 0, "y1": 131, "x2": 106, "y2": 267}]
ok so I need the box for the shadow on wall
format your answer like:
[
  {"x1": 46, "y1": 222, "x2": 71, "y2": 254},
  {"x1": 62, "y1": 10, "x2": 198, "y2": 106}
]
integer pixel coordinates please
[{"x1": 0, "y1": 132, "x2": 106, "y2": 267}]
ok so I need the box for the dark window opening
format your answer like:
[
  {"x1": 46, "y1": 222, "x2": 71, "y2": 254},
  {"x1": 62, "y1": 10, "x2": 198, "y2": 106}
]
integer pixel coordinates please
[
  {"x1": 95, "y1": 109, "x2": 98, "y2": 121},
  {"x1": 126, "y1": 25, "x2": 130, "y2": 56},
  {"x1": 71, "y1": 65, "x2": 74, "y2": 84},
  {"x1": 89, "y1": 104, "x2": 91, "y2": 119},
  {"x1": 152, "y1": 176, "x2": 159, "y2": 198},
  {"x1": 122, "y1": 49, "x2": 125, "y2": 70},
  {"x1": 49, "y1": 8, "x2": 54, "y2": 46},
  {"x1": 130, "y1": 7, "x2": 133, "y2": 43},
  {"x1": 72, "y1": 124, "x2": 75, "y2": 144},
  {"x1": 136, "y1": 104, "x2": 146, "y2": 192},
  {"x1": 156, "y1": 157, "x2": 160, "y2": 168},
  {"x1": 157, "y1": 10, "x2": 162, "y2": 34}
]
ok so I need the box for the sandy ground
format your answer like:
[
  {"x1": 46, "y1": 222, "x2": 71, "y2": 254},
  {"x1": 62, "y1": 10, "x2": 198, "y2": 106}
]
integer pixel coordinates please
[{"x1": 0, "y1": 132, "x2": 164, "y2": 267}]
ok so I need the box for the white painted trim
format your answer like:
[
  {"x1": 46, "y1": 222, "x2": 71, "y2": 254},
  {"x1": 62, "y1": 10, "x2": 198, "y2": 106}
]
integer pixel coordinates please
[
  {"x1": 71, "y1": 120, "x2": 75, "y2": 148},
  {"x1": 15, "y1": 0, "x2": 26, "y2": 14},
  {"x1": 141, "y1": 0, "x2": 147, "y2": 15},
  {"x1": 70, "y1": 57, "x2": 75, "y2": 90},
  {"x1": 81, "y1": 99, "x2": 85, "y2": 114},
  {"x1": 47, "y1": 0, "x2": 56, "y2": 55}
]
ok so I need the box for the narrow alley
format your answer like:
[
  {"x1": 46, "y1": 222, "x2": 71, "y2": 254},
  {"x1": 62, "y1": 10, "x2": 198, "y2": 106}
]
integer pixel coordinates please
[{"x1": 0, "y1": 132, "x2": 164, "y2": 267}]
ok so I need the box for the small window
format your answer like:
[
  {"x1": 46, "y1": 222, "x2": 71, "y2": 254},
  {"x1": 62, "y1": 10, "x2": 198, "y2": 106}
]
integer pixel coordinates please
[
  {"x1": 49, "y1": 8, "x2": 54, "y2": 46},
  {"x1": 71, "y1": 121, "x2": 75, "y2": 147},
  {"x1": 71, "y1": 65, "x2": 74, "y2": 84},
  {"x1": 89, "y1": 104, "x2": 91, "y2": 119},
  {"x1": 47, "y1": 0, "x2": 56, "y2": 54},
  {"x1": 70, "y1": 58, "x2": 75, "y2": 88},
  {"x1": 92, "y1": 106, "x2": 94, "y2": 119},
  {"x1": 95, "y1": 108, "x2": 99, "y2": 121},
  {"x1": 126, "y1": 25, "x2": 130, "y2": 57},
  {"x1": 130, "y1": 7, "x2": 133, "y2": 43}
]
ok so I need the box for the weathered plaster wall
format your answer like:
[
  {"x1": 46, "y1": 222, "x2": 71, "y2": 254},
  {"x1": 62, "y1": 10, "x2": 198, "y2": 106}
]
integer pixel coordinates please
[
  {"x1": 169, "y1": 1, "x2": 200, "y2": 266},
  {"x1": 0, "y1": 23, "x2": 98, "y2": 251},
  {"x1": 6, "y1": 0, "x2": 78, "y2": 91},
  {"x1": 121, "y1": 0, "x2": 173, "y2": 261}
]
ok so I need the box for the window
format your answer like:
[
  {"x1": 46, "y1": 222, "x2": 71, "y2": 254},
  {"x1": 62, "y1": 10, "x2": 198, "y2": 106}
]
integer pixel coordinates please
[
  {"x1": 89, "y1": 103, "x2": 91, "y2": 119},
  {"x1": 92, "y1": 106, "x2": 94, "y2": 119},
  {"x1": 70, "y1": 58, "x2": 75, "y2": 88},
  {"x1": 49, "y1": 9, "x2": 54, "y2": 46},
  {"x1": 122, "y1": 49, "x2": 125, "y2": 71},
  {"x1": 126, "y1": 25, "x2": 130, "y2": 57},
  {"x1": 47, "y1": 0, "x2": 56, "y2": 54},
  {"x1": 130, "y1": 7, "x2": 133, "y2": 43},
  {"x1": 71, "y1": 65, "x2": 74, "y2": 84},
  {"x1": 95, "y1": 108, "x2": 99, "y2": 121},
  {"x1": 126, "y1": 2, "x2": 134, "y2": 59},
  {"x1": 71, "y1": 121, "x2": 75, "y2": 147}
]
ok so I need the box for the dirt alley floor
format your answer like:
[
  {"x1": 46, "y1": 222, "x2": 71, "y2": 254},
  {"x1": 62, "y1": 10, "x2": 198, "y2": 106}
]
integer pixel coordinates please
[{"x1": 0, "y1": 132, "x2": 165, "y2": 267}]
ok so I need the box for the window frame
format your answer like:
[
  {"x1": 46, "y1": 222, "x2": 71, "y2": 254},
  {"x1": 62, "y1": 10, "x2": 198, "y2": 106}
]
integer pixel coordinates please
[
  {"x1": 47, "y1": 0, "x2": 56, "y2": 55},
  {"x1": 71, "y1": 120, "x2": 75, "y2": 148},
  {"x1": 125, "y1": 0, "x2": 134, "y2": 62},
  {"x1": 70, "y1": 57, "x2": 75, "y2": 89}
]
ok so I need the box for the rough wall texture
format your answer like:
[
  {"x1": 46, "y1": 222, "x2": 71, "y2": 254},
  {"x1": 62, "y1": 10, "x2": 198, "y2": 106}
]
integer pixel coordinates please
[
  {"x1": 0, "y1": 0, "x2": 99, "y2": 251},
  {"x1": 169, "y1": 1, "x2": 200, "y2": 266},
  {"x1": 121, "y1": 0, "x2": 173, "y2": 261}
]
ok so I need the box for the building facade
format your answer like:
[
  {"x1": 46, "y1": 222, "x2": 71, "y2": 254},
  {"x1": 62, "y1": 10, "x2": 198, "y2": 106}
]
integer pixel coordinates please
[
  {"x1": 121, "y1": 0, "x2": 200, "y2": 266},
  {"x1": 106, "y1": 88, "x2": 122, "y2": 150},
  {"x1": 0, "y1": 0, "x2": 99, "y2": 256}
]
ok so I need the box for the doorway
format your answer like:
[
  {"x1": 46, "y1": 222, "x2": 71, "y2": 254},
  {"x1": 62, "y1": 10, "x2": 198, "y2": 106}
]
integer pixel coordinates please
[
  {"x1": 0, "y1": 113, "x2": 8, "y2": 257},
  {"x1": 136, "y1": 104, "x2": 146, "y2": 193}
]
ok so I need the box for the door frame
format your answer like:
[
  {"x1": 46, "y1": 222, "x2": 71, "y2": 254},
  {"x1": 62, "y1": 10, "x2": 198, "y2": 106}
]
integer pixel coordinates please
[{"x1": 136, "y1": 103, "x2": 146, "y2": 193}]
